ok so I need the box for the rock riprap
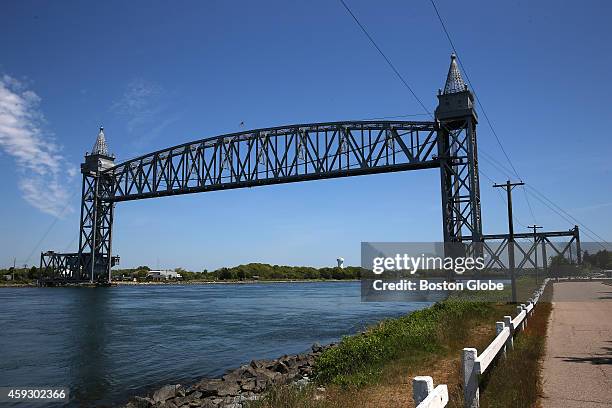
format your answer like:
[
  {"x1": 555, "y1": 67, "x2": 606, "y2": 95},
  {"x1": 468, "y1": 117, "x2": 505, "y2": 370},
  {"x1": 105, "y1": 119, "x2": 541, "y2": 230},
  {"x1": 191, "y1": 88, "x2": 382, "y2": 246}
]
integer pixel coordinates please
[{"x1": 123, "y1": 343, "x2": 334, "y2": 408}]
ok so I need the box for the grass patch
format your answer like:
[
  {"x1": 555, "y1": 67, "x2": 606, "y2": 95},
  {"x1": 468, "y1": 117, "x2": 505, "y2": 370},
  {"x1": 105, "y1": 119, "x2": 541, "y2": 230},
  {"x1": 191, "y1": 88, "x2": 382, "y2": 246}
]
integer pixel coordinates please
[
  {"x1": 479, "y1": 285, "x2": 552, "y2": 408},
  {"x1": 313, "y1": 300, "x2": 496, "y2": 387},
  {"x1": 248, "y1": 276, "x2": 544, "y2": 407}
]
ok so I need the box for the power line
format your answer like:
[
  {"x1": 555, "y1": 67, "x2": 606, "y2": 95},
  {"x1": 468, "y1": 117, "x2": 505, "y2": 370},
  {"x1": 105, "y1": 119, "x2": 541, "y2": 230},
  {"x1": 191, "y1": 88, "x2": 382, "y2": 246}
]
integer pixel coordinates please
[
  {"x1": 430, "y1": 0, "x2": 559, "y2": 229},
  {"x1": 340, "y1": 0, "x2": 604, "y2": 244},
  {"x1": 24, "y1": 189, "x2": 80, "y2": 265},
  {"x1": 428, "y1": 0, "x2": 521, "y2": 180},
  {"x1": 522, "y1": 187, "x2": 537, "y2": 223},
  {"x1": 522, "y1": 187, "x2": 605, "y2": 247},
  {"x1": 340, "y1": 0, "x2": 533, "y2": 231},
  {"x1": 338, "y1": 0, "x2": 433, "y2": 116},
  {"x1": 479, "y1": 168, "x2": 528, "y2": 228},
  {"x1": 524, "y1": 185, "x2": 609, "y2": 246}
]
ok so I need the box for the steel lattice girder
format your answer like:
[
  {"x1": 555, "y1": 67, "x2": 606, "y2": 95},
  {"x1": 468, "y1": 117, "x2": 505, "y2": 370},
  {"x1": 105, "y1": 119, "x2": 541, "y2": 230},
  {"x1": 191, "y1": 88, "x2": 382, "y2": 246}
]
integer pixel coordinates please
[
  {"x1": 102, "y1": 121, "x2": 439, "y2": 202},
  {"x1": 475, "y1": 227, "x2": 581, "y2": 270},
  {"x1": 78, "y1": 173, "x2": 115, "y2": 283},
  {"x1": 437, "y1": 117, "x2": 483, "y2": 246},
  {"x1": 39, "y1": 251, "x2": 80, "y2": 282}
]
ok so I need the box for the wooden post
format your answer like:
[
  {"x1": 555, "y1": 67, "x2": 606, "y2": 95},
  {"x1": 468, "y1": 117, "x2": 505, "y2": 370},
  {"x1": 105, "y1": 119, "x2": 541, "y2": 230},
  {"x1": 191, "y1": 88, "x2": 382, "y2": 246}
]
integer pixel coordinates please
[
  {"x1": 521, "y1": 304, "x2": 528, "y2": 328},
  {"x1": 516, "y1": 305, "x2": 524, "y2": 331},
  {"x1": 462, "y1": 348, "x2": 479, "y2": 408},
  {"x1": 413, "y1": 376, "x2": 434, "y2": 406},
  {"x1": 496, "y1": 322, "x2": 507, "y2": 358},
  {"x1": 503, "y1": 315, "x2": 514, "y2": 350}
]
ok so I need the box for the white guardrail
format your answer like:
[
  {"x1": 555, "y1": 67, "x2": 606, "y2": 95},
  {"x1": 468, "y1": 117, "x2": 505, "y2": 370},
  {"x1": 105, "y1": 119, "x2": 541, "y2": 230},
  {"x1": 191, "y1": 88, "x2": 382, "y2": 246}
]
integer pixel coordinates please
[{"x1": 412, "y1": 278, "x2": 550, "y2": 408}]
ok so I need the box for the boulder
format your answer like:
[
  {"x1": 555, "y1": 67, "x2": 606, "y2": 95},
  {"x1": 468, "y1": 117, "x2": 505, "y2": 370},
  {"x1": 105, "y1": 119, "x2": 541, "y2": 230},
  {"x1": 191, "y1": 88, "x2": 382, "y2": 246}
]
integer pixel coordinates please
[
  {"x1": 300, "y1": 366, "x2": 313, "y2": 376},
  {"x1": 282, "y1": 356, "x2": 299, "y2": 369},
  {"x1": 216, "y1": 381, "x2": 240, "y2": 397},
  {"x1": 156, "y1": 401, "x2": 177, "y2": 408},
  {"x1": 153, "y1": 385, "x2": 180, "y2": 403},
  {"x1": 172, "y1": 391, "x2": 202, "y2": 407},
  {"x1": 221, "y1": 369, "x2": 243, "y2": 384},
  {"x1": 272, "y1": 361, "x2": 289, "y2": 374},
  {"x1": 194, "y1": 379, "x2": 222, "y2": 397},
  {"x1": 249, "y1": 359, "x2": 276, "y2": 370},
  {"x1": 131, "y1": 396, "x2": 155, "y2": 408},
  {"x1": 286, "y1": 368, "x2": 300, "y2": 380},
  {"x1": 253, "y1": 368, "x2": 276, "y2": 388},
  {"x1": 240, "y1": 378, "x2": 256, "y2": 392}
]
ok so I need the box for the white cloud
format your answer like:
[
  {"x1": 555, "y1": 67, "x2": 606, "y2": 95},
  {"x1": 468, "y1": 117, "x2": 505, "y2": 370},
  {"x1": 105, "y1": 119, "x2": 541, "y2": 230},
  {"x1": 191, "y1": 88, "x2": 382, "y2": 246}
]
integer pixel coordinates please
[
  {"x1": 0, "y1": 75, "x2": 76, "y2": 217},
  {"x1": 111, "y1": 78, "x2": 179, "y2": 152},
  {"x1": 111, "y1": 78, "x2": 163, "y2": 132}
]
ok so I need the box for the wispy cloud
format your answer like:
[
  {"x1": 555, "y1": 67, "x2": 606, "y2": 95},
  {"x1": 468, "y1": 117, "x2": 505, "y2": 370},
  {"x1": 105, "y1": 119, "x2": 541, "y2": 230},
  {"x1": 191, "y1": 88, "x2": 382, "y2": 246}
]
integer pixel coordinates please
[
  {"x1": 111, "y1": 78, "x2": 179, "y2": 151},
  {"x1": 571, "y1": 201, "x2": 612, "y2": 213},
  {"x1": 111, "y1": 78, "x2": 163, "y2": 132},
  {"x1": 0, "y1": 75, "x2": 77, "y2": 217}
]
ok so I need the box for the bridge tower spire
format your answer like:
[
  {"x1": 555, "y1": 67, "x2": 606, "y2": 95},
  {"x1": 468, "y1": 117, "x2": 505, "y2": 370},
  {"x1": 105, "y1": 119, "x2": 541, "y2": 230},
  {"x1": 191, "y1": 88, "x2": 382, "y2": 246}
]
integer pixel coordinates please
[
  {"x1": 436, "y1": 53, "x2": 483, "y2": 251},
  {"x1": 77, "y1": 126, "x2": 118, "y2": 284},
  {"x1": 92, "y1": 126, "x2": 109, "y2": 156},
  {"x1": 443, "y1": 53, "x2": 467, "y2": 94}
]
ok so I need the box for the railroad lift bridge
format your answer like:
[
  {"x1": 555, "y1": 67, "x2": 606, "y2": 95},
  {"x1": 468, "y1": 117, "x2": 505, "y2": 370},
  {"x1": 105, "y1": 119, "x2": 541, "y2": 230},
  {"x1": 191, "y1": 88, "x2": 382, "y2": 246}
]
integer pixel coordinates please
[{"x1": 40, "y1": 55, "x2": 580, "y2": 285}]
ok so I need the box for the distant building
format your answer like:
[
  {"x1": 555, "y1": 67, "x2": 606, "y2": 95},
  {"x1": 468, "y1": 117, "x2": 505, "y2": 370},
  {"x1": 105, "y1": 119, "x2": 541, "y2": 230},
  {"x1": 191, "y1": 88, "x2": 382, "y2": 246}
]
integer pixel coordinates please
[
  {"x1": 146, "y1": 270, "x2": 182, "y2": 280},
  {"x1": 337, "y1": 257, "x2": 344, "y2": 269},
  {"x1": 4, "y1": 274, "x2": 12, "y2": 281}
]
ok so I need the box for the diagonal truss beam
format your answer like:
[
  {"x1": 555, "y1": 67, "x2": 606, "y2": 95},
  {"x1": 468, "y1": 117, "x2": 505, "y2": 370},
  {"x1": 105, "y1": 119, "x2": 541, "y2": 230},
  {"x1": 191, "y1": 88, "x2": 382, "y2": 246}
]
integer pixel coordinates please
[{"x1": 102, "y1": 121, "x2": 439, "y2": 202}]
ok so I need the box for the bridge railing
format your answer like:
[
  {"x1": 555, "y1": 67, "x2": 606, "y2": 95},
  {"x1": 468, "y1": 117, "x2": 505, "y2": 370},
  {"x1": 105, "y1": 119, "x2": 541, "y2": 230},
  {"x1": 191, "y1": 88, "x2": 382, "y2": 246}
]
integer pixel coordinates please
[{"x1": 412, "y1": 278, "x2": 550, "y2": 408}]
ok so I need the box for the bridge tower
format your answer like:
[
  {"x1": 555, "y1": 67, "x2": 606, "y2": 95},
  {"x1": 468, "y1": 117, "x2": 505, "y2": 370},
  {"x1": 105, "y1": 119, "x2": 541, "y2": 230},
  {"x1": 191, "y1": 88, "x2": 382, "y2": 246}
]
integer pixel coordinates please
[
  {"x1": 435, "y1": 54, "x2": 483, "y2": 248},
  {"x1": 77, "y1": 127, "x2": 117, "y2": 284}
]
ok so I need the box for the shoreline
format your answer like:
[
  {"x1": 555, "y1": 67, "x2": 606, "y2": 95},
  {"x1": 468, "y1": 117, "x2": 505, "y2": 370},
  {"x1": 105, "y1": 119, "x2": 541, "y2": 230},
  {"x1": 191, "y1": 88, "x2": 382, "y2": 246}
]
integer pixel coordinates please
[
  {"x1": 115, "y1": 279, "x2": 358, "y2": 286},
  {"x1": 0, "y1": 279, "x2": 358, "y2": 288},
  {"x1": 122, "y1": 342, "x2": 335, "y2": 408}
]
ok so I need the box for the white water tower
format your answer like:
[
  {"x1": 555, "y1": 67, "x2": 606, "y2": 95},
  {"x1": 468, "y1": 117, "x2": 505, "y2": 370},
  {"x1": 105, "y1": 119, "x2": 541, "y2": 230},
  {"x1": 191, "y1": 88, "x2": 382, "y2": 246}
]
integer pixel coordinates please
[{"x1": 336, "y1": 257, "x2": 344, "y2": 269}]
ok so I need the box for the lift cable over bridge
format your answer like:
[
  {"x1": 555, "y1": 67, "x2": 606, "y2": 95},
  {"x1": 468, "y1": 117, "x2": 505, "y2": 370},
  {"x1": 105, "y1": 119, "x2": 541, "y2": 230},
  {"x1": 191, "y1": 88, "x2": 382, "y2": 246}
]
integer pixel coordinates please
[{"x1": 40, "y1": 55, "x2": 580, "y2": 285}]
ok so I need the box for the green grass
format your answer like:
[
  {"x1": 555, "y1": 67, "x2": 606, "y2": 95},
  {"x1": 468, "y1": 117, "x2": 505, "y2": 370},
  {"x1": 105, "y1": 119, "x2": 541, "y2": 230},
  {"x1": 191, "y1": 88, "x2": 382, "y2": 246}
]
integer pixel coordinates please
[
  {"x1": 313, "y1": 300, "x2": 496, "y2": 387},
  {"x1": 247, "y1": 276, "x2": 544, "y2": 407}
]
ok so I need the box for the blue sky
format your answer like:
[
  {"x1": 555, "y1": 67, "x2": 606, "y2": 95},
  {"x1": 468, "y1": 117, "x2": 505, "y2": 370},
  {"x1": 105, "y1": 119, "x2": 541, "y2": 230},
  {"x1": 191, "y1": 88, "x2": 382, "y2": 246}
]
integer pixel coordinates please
[{"x1": 1, "y1": 0, "x2": 610, "y2": 270}]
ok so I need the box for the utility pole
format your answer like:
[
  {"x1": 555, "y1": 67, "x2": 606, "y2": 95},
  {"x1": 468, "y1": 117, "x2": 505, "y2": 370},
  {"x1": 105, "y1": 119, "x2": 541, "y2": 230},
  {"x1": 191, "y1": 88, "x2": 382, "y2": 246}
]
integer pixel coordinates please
[
  {"x1": 493, "y1": 180, "x2": 524, "y2": 303},
  {"x1": 528, "y1": 225, "x2": 542, "y2": 285}
]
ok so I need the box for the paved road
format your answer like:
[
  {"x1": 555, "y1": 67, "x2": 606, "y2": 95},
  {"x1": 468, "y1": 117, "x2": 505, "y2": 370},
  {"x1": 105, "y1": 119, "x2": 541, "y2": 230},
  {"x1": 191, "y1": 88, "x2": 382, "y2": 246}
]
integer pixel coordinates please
[{"x1": 542, "y1": 281, "x2": 612, "y2": 407}]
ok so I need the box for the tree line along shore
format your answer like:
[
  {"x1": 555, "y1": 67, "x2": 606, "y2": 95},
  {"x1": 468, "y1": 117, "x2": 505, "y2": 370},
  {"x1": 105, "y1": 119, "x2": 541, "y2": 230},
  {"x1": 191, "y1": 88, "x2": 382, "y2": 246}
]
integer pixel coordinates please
[
  {"x1": 0, "y1": 262, "x2": 362, "y2": 285},
  {"x1": 1, "y1": 249, "x2": 609, "y2": 285}
]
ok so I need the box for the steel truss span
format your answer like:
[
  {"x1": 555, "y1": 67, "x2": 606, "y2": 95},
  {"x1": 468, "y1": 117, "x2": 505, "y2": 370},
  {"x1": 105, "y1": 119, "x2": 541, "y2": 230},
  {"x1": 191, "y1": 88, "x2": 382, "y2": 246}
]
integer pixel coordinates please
[
  {"x1": 105, "y1": 121, "x2": 439, "y2": 202},
  {"x1": 42, "y1": 55, "x2": 578, "y2": 286}
]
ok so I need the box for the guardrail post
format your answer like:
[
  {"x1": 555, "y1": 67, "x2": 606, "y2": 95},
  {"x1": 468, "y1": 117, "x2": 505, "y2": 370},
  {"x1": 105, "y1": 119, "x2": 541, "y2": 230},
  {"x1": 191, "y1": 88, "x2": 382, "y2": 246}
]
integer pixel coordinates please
[
  {"x1": 521, "y1": 304, "x2": 527, "y2": 327},
  {"x1": 526, "y1": 299, "x2": 531, "y2": 314},
  {"x1": 413, "y1": 376, "x2": 434, "y2": 406},
  {"x1": 462, "y1": 348, "x2": 479, "y2": 408},
  {"x1": 503, "y1": 315, "x2": 514, "y2": 349},
  {"x1": 516, "y1": 305, "x2": 524, "y2": 330},
  {"x1": 496, "y1": 322, "x2": 507, "y2": 358}
]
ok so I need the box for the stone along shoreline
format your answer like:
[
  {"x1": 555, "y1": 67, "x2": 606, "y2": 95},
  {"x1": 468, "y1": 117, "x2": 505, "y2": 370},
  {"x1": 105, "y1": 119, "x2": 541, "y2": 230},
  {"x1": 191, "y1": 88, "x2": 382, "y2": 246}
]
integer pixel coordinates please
[{"x1": 123, "y1": 342, "x2": 334, "y2": 408}]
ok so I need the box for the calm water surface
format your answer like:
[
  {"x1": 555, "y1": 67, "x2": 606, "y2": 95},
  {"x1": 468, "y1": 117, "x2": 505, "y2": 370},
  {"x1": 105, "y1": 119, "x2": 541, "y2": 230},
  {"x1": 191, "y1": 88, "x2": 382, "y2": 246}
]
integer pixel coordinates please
[{"x1": 0, "y1": 282, "x2": 428, "y2": 407}]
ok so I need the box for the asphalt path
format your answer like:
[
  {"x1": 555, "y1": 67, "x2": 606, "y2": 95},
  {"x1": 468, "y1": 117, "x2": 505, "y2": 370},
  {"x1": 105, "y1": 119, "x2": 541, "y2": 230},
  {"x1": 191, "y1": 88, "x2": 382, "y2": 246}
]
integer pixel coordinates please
[{"x1": 542, "y1": 281, "x2": 612, "y2": 407}]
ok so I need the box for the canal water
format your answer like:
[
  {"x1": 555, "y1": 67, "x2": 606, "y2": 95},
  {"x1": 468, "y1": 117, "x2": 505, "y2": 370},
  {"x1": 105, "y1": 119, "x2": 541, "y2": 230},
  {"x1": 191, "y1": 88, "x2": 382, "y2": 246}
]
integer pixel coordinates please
[{"x1": 0, "y1": 282, "x2": 427, "y2": 407}]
